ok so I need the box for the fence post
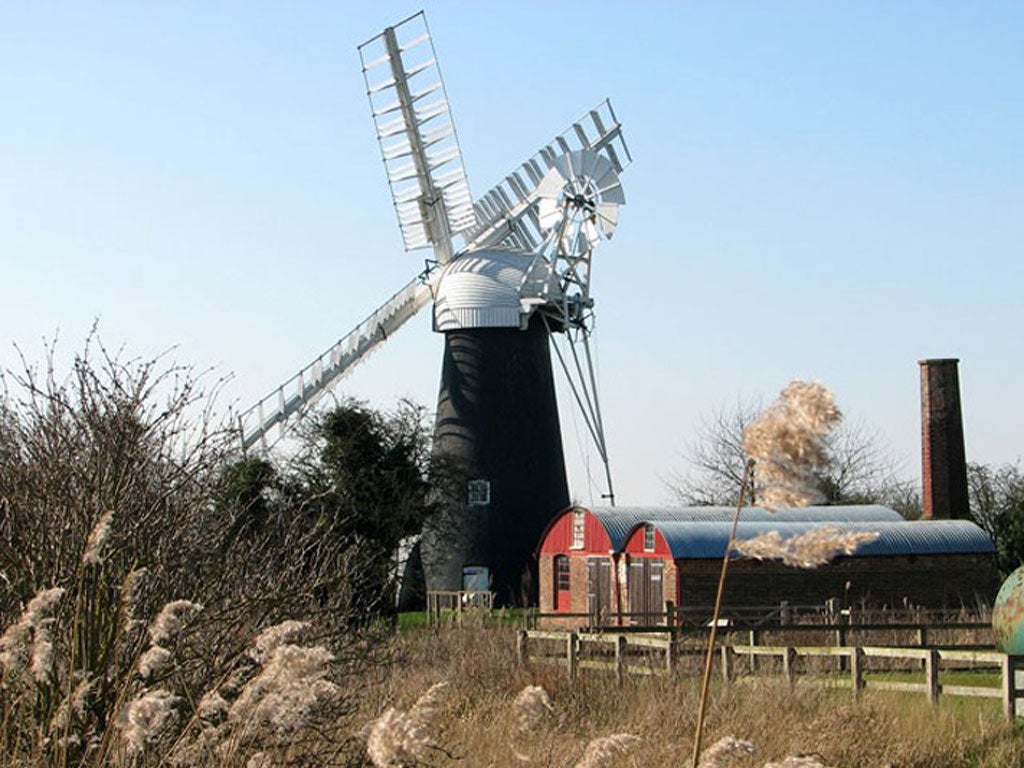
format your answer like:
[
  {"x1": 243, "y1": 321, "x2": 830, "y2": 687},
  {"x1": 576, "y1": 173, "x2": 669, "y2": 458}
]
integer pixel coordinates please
[
  {"x1": 720, "y1": 645, "x2": 732, "y2": 683},
  {"x1": 835, "y1": 625, "x2": 847, "y2": 648},
  {"x1": 666, "y1": 636, "x2": 676, "y2": 673},
  {"x1": 850, "y1": 647, "x2": 864, "y2": 699},
  {"x1": 917, "y1": 627, "x2": 928, "y2": 648},
  {"x1": 567, "y1": 632, "x2": 578, "y2": 680},
  {"x1": 665, "y1": 600, "x2": 675, "y2": 627},
  {"x1": 1002, "y1": 655, "x2": 1015, "y2": 721},
  {"x1": 826, "y1": 597, "x2": 839, "y2": 619},
  {"x1": 615, "y1": 635, "x2": 627, "y2": 685},
  {"x1": 517, "y1": 630, "x2": 528, "y2": 667},
  {"x1": 783, "y1": 647, "x2": 796, "y2": 684},
  {"x1": 925, "y1": 648, "x2": 940, "y2": 705},
  {"x1": 748, "y1": 629, "x2": 759, "y2": 673}
]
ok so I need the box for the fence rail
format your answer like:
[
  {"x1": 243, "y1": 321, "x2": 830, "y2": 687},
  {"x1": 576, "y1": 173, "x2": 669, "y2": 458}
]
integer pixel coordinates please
[
  {"x1": 529, "y1": 614, "x2": 991, "y2": 650},
  {"x1": 516, "y1": 629, "x2": 1024, "y2": 721}
]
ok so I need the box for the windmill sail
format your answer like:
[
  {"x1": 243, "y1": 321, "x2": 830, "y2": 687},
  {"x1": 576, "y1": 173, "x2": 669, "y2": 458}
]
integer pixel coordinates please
[
  {"x1": 237, "y1": 273, "x2": 436, "y2": 450},
  {"x1": 462, "y1": 99, "x2": 631, "y2": 253},
  {"x1": 359, "y1": 12, "x2": 474, "y2": 264}
]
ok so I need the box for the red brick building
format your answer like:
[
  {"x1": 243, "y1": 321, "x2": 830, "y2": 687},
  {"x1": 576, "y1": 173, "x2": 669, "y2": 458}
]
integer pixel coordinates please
[{"x1": 536, "y1": 506, "x2": 996, "y2": 626}]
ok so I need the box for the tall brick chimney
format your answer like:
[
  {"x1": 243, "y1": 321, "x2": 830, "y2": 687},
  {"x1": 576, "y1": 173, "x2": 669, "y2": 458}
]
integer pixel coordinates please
[{"x1": 919, "y1": 358, "x2": 970, "y2": 519}]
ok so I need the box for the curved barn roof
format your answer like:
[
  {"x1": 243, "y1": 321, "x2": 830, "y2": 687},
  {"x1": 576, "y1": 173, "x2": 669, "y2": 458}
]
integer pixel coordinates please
[
  {"x1": 641, "y1": 520, "x2": 995, "y2": 560},
  {"x1": 583, "y1": 505, "x2": 904, "y2": 551}
]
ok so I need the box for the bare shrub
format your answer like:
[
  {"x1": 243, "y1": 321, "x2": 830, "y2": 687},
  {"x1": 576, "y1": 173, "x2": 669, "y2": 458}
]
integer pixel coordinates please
[{"x1": 0, "y1": 334, "x2": 396, "y2": 766}]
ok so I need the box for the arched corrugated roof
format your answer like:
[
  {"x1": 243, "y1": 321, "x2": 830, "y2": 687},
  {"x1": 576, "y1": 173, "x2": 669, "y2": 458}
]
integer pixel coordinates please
[
  {"x1": 641, "y1": 520, "x2": 995, "y2": 560},
  {"x1": 584, "y1": 505, "x2": 904, "y2": 551}
]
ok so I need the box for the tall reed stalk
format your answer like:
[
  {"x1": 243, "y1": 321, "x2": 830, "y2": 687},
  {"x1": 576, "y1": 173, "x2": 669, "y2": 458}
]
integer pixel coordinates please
[{"x1": 691, "y1": 458, "x2": 755, "y2": 768}]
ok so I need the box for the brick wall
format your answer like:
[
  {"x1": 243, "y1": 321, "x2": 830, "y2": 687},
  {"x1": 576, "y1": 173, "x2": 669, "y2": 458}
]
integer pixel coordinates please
[
  {"x1": 537, "y1": 553, "x2": 554, "y2": 613},
  {"x1": 539, "y1": 551, "x2": 997, "y2": 625},
  {"x1": 569, "y1": 555, "x2": 589, "y2": 613},
  {"x1": 677, "y1": 553, "x2": 996, "y2": 609}
]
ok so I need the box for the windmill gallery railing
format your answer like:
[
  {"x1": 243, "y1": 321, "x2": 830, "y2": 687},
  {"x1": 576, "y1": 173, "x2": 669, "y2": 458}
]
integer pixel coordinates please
[{"x1": 516, "y1": 629, "x2": 1024, "y2": 722}]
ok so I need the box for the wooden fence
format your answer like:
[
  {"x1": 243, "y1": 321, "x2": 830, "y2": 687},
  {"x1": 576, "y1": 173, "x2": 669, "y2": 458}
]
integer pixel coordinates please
[
  {"x1": 425, "y1": 590, "x2": 494, "y2": 627},
  {"x1": 516, "y1": 629, "x2": 1024, "y2": 721},
  {"x1": 527, "y1": 615, "x2": 991, "y2": 650}
]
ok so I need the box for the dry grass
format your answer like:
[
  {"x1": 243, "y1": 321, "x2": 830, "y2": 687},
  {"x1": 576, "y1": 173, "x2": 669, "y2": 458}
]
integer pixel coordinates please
[
  {"x1": 359, "y1": 626, "x2": 1024, "y2": 768},
  {"x1": 4, "y1": 604, "x2": 1024, "y2": 766}
]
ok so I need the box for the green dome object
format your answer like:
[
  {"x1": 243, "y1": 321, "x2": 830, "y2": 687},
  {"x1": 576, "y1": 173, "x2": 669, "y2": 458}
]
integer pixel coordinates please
[{"x1": 993, "y1": 566, "x2": 1024, "y2": 655}]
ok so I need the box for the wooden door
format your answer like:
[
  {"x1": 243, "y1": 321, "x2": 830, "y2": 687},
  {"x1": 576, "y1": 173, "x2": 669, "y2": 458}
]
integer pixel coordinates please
[{"x1": 628, "y1": 559, "x2": 665, "y2": 625}]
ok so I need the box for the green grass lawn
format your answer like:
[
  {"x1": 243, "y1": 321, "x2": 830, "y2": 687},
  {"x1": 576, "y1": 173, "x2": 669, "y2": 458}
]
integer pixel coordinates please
[
  {"x1": 863, "y1": 667, "x2": 1001, "y2": 688},
  {"x1": 397, "y1": 607, "x2": 532, "y2": 632}
]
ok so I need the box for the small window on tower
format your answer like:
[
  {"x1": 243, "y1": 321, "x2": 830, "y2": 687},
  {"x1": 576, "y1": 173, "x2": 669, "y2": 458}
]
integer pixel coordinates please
[
  {"x1": 643, "y1": 524, "x2": 655, "y2": 552},
  {"x1": 467, "y1": 479, "x2": 490, "y2": 506},
  {"x1": 571, "y1": 509, "x2": 586, "y2": 550}
]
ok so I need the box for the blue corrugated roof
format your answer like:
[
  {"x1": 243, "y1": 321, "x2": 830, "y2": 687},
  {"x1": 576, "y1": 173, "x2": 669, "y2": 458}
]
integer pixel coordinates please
[
  {"x1": 644, "y1": 520, "x2": 995, "y2": 560},
  {"x1": 585, "y1": 505, "x2": 904, "y2": 550}
]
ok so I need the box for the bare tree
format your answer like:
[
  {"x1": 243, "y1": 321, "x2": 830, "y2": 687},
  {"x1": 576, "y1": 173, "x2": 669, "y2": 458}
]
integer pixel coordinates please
[
  {"x1": 666, "y1": 399, "x2": 759, "y2": 507},
  {"x1": 968, "y1": 461, "x2": 1024, "y2": 576},
  {"x1": 667, "y1": 396, "x2": 920, "y2": 517}
]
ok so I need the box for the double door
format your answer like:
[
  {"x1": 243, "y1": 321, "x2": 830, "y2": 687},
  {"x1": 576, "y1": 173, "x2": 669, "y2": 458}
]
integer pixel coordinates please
[{"x1": 628, "y1": 558, "x2": 664, "y2": 625}]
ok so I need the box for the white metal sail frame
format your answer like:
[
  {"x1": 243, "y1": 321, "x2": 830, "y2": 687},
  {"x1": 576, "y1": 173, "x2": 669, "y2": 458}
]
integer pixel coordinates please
[
  {"x1": 462, "y1": 99, "x2": 631, "y2": 254},
  {"x1": 237, "y1": 273, "x2": 437, "y2": 451},
  {"x1": 238, "y1": 16, "x2": 631, "y2": 471},
  {"x1": 528, "y1": 149, "x2": 624, "y2": 329},
  {"x1": 240, "y1": 111, "x2": 629, "y2": 452},
  {"x1": 359, "y1": 11, "x2": 474, "y2": 263}
]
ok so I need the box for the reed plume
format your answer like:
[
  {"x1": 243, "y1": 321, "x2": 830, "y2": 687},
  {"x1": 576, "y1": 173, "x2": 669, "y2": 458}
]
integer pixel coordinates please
[
  {"x1": 119, "y1": 568, "x2": 149, "y2": 640},
  {"x1": 29, "y1": 622, "x2": 55, "y2": 682},
  {"x1": 365, "y1": 681, "x2": 448, "y2": 767},
  {"x1": 82, "y1": 509, "x2": 115, "y2": 565},
  {"x1": 246, "y1": 752, "x2": 273, "y2": 768},
  {"x1": 697, "y1": 735, "x2": 756, "y2": 767},
  {"x1": 742, "y1": 380, "x2": 841, "y2": 509},
  {"x1": 0, "y1": 587, "x2": 65, "y2": 681},
  {"x1": 512, "y1": 684, "x2": 552, "y2": 733},
  {"x1": 147, "y1": 600, "x2": 203, "y2": 646},
  {"x1": 196, "y1": 689, "x2": 229, "y2": 722},
  {"x1": 763, "y1": 757, "x2": 830, "y2": 768},
  {"x1": 119, "y1": 688, "x2": 181, "y2": 755},
  {"x1": 229, "y1": 643, "x2": 339, "y2": 736},
  {"x1": 249, "y1": 620, "x2": 310, "y2": 663},
  {"x1": 573, "y1": 733, "x2": 641, "y2": 768},
  {"x1": 734, "y1": 527, "x2": 880, "y2": 568},
  {"x1": 138, "y1": 645, "x2": 172, "y2": 679}
]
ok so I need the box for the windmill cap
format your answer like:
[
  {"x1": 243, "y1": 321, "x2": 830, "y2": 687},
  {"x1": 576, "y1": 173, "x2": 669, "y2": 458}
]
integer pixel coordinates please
[{"x1": 434, "y1": 249, "x2": 557, "y2": 332}]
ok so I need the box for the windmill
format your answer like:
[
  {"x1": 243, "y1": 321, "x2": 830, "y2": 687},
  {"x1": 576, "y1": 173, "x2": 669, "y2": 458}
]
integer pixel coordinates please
[{"x1": 237, "y1": 11, "x2": 630, "y2": 605}]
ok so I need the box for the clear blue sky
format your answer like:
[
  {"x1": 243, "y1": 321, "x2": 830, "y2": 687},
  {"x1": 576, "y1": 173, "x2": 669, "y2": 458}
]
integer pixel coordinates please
[{"x1": 2, "y1": 3, "x2": 1021, "y2": 505}]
